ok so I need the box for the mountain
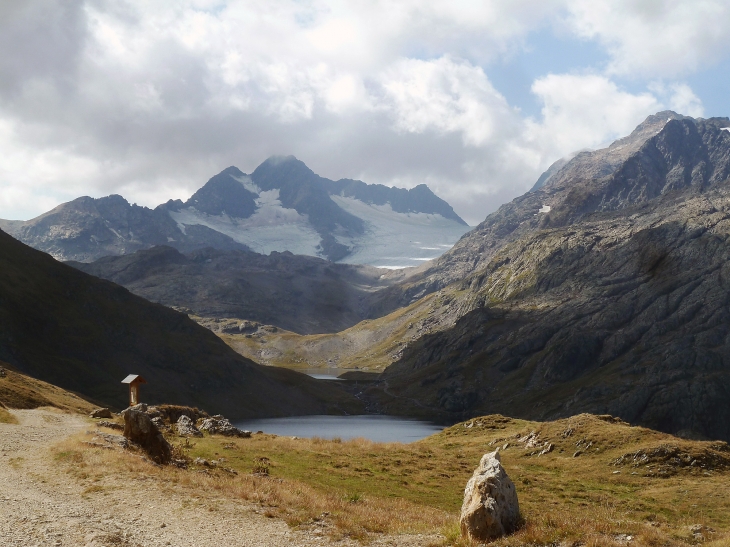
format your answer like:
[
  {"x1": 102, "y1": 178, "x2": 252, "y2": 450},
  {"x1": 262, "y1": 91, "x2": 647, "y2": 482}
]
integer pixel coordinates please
[
  {"x1": 2, "y1": 157, "x2": 469, "y2": 266},
  {"x1": 366, "y1": 111, "x2": 715, "y2": 312},
  {"x1": 0, "y1": 228, "x2": 362, "y2": 417},
  {"x1": 68, "y1": 245, "x2": 413, "y2": 335},
  {"x1": 354, "y1": 112, "x2": 730, "y2": 441}
]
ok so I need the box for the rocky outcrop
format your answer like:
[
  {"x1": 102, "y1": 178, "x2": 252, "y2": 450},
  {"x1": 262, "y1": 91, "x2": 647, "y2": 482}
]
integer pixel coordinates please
[
  {"x1": 89, "y1": 408, "x2": 113, "y2": 419},
  {"x1": 121, "y1": 404, "x2": 172, "y2": 464},
  {"x1": 459, "y1": 450, "x2": 520, "y2": 542},
  {"x1": 175, "y1": 415, "x2": 203, "y2": 438},
  {"x1": 369, "y1": 112, "x2": 730, "y2": 313},
  {"x1": 199, "y1": 415, "x2": 251, "y2": 437}
]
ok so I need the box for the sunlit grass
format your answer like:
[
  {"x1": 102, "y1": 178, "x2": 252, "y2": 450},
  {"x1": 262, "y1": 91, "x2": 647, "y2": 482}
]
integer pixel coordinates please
[{"x1": 52, "y1": 413, "x2": 730, "y2": 545}]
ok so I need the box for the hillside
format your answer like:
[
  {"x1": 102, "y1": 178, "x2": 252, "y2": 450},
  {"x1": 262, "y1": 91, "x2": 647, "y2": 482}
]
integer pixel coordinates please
[
  {"x1": 368, "y1": 111, "x2": 723, "y2": 313},
  {"x1": 2, "y1": 157, "x2": 469, "y2": 266},
  {"x1": 0, "y1": 228, "x2": 361, "y2": 417},
  {"x1": 68, "y1": 245, "x2": 412, "y2": 334},
  {"x1": 358, "y1": 114, "x2": 730, "y2": 441}
]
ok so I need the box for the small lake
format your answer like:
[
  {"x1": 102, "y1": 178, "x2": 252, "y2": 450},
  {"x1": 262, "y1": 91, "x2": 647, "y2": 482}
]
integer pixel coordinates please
[{"x1": 235, "y1": 415, "x2": 444, "y2": 443}]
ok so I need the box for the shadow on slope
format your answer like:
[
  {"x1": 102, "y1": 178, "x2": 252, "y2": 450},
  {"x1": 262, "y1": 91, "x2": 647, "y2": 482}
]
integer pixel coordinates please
[
  {"x1": 370, "y1": 215, "x2": 730, "y2": 442},
  {"x1": 0, "y1": 229, "x2": 362, "y2": 418}
]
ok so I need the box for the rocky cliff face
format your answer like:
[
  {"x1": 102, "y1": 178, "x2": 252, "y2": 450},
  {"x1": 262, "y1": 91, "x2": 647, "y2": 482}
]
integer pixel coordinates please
[
  {"x1": 371, "y1": 112, "x2": 730, "y2": 312},
  {"x1": 364, "y1": 113, "x2": 730, "y2": 442},
  {"x1": 3, "y1": 157, "x2": 468, "y2": 265}
]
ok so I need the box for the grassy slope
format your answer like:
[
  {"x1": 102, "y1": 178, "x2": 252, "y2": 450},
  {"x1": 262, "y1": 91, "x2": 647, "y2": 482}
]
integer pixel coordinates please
[
  {"x1": 69, "y1": 412, "x2": 730, "y2": 546},
  {"x1": 0, "y1": 229, "x2": 362, "y2": 418},
  {"x1": 0, "y1": 362, "x2": 96, "y2": 414},
  {"x1": 213, "y1": 293, "x2": 439, "y2": 373}
]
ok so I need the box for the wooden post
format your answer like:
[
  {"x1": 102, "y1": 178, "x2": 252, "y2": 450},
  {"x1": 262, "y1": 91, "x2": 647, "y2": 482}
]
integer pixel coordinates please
[{"x1": 121, "y1": 374, "x2": 147, "y2": 406}]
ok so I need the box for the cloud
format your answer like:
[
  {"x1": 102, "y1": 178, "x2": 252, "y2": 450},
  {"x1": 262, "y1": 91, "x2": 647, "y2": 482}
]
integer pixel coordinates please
[
  {"x1": 528, "y1": 73, "x2": 662, "y2": 156},
  {"x1": 0, "y1": 1, "x2": 722, "y2": 226},
  {"x1": 565, "y1": 0, "x2": 730, "y2": 78}
]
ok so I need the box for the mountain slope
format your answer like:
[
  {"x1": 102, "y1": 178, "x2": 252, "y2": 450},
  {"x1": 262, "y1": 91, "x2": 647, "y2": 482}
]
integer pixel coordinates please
[
  {"x1": 351, "y1": 114, "x2": 730, "y2": 441},
  {"x1": 68, "y1": 245, "x2": 412, "y2": 334},
  {"x1": 4, "y1": 157, "x2": 469, "y2": 266},
  {"x1": 0, "y1": 194, "x2": 249, "y2": 262},
  {"x1": 367, "y1": 112, "x2": 730, "y2": 313},
  {"x1": 0, "y1": 228, "x2": 361, "y2": 416}
]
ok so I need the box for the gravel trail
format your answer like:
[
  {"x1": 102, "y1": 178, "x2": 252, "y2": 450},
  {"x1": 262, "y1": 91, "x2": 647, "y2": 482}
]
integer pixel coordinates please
[{"x1": 0, "y1": 409, "x2": 438, "y2": 547}]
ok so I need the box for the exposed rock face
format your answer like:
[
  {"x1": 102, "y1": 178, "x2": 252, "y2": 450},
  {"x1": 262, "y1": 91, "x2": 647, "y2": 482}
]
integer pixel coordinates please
[
  {"x1": 371, "y1": 112, "x2": 729, "y2": 311},
  {"x1": 460, "y1": 450, "x2": 520, "y2": 542},
  {"x1": 175, "y1": 415, "x2": 203, "y2": 438},
  {"x1": 121, "y1": 404, "x2": 172, "y2": 464},
  {"x1": 89, "y1": 408, "x2": 113, "y2": 419},
  {"x1": 199, "y1": 415, "x2": 251, "y2": 437},
  {"x1": 365, "y1": 113, "x2": 730, "y2": 442}
]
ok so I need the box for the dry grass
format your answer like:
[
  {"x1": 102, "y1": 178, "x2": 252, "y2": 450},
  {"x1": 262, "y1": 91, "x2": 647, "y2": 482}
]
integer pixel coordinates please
[
  {"x1": 53, "y1": 413, "x2": 730, "y2": 545},
  {"x1": 0, "y1": 364, "x2": 95, "y2": 413},
  {"x1": 53, "y1": 431, "x2": 449, "y2": 541},
  {"x1": 0, "y1": 405, "x2": 19, "y2": 424}
]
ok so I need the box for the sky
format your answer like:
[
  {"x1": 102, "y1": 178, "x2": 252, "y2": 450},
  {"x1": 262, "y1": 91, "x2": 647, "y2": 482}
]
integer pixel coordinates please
[{"x1": 1, "y1": 1, "x2": 729, "y2": 225}]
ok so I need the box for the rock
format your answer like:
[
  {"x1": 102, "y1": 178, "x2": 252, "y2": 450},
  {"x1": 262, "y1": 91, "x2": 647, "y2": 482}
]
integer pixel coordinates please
[
  {"x1": 91, "y1": 432, "x2": 129, "y2": 448},
  {"x1": 176, "y1": 415, "x2": 203, "y2": 438},
  {"x1": 89, "y1": 408, "x2": 113, "y2": 419},
  {"x1": 96, "y1": 420, "x2": 123, "y2": 431},
  {"x1": 121, "y1": 404, "x2": 172, "y2": 464},
  {"x1": 459, "y1": 450, "x2": 520, "y2": 542},
  {"x1": 199, "y1": 415, "x2": 251, "y2": 437},
  {"x1": 0, "y1": 367, "x2": 6, "y2": 378}
]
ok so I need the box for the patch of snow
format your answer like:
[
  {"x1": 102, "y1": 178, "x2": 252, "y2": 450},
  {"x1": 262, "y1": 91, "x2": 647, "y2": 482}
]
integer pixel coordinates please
[
  {"x1": 169, "y1": 189, "x2": 321, "y2": 256},
  {"x1": 331, "y1": 196, "x2": 471, "y2": 268},
  {"x1": 539, "y1": 205, "x2": 551, "y2": 213},
  {"x1": 722, "y1": 127, "x2": 730, "y2": 133},
  {"x1": 107, "y1": 227, "x2": 123, "y2": 239},
  {"x1": 232, "y1": 174, "x2": 261, "y2": 194},
  {"x1": 167, "y1": 190, "x2": 471, "y2": 267},
  {"x1": 167, "y1": 237, "x2": 175, "y2": 242}
]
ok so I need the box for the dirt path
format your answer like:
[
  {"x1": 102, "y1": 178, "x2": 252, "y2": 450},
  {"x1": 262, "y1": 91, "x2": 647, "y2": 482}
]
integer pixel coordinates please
[{"x1": 0, "y1": 409, "x2": 439, "y2": 547}]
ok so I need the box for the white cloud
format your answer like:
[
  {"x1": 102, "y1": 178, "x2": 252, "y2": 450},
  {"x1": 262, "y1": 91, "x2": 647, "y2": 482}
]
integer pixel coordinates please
[
  {"x1": 0, "y1": 0, "x2": 723, "y2": 227},
  {"x1": 379, "y1": 56, "x2": 520, "y2": 147},
  {"x1": 565, "y1": 0, "x2": 730, "y2": 78},
  {"x1": 527, "y1": 73, "x2": 662, "y2": 158}
]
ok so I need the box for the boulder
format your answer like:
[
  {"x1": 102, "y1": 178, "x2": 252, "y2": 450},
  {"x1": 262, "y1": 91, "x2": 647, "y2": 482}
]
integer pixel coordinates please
[
  {"x1": 121, "y1": 404, "x2": 172, "y2": 464},
  {"x1": 0, "y1": 366, "x2": 6, "y2": 378},
  {"x1": 199, "y1": 415, "x2": 251, "y2": 437},
  {"x1": 90, "y1": 408, "x2": 113, "y2": 419},
  {"x1": 460, "y1": 449, "x2": 520, "y2": 542},
  {"x1": 176, "y1": 415, "x2": 203, "y2": 438}
]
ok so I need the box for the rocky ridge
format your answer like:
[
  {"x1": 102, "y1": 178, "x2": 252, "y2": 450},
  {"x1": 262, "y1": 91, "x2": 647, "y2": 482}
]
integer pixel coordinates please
[
  {"x1": 360, "y1": 113, "x2": 730, "y2": 442},
  {"x1": 2, "y1": 156, "x2": 468, "y2": 265}
]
